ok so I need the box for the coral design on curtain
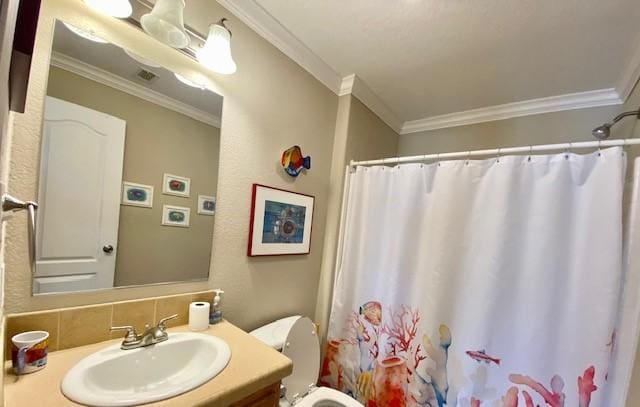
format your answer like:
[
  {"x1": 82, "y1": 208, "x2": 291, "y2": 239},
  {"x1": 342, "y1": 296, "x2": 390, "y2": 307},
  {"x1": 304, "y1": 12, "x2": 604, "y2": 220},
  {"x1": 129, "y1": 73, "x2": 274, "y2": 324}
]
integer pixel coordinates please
[{"x1": 323, "y1": 148, "x2": 631, "y2": 406}]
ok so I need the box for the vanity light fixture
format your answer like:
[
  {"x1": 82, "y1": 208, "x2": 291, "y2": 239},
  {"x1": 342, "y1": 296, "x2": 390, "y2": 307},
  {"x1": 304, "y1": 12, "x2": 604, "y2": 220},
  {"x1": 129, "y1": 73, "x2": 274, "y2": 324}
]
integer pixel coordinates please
[
  {"x1": 174, "y1": 73, "x2": 206, "y2": 89},
  {"x1": 123, "y1": 49, "x2": 162, "y2": 68},
  {"x1": 62, "y1": 22, "x2": 108, "y2": 44},
  {"x1": 140, "y1": 0, "x2": 190, "y2": 49},
  {"x1": 84, "y1": 0, "x2": 132, "y2": 18},
  {"x1": 197, "y1": 19, "x2": 237, "y2": 75}
]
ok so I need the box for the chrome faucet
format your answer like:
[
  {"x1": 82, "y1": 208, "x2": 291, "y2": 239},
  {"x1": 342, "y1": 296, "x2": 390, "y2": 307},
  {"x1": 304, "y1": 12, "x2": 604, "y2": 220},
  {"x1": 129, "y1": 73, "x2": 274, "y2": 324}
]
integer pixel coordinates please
[{"x1": 110, "y1": 314, "x2": 178, "y2": 350}]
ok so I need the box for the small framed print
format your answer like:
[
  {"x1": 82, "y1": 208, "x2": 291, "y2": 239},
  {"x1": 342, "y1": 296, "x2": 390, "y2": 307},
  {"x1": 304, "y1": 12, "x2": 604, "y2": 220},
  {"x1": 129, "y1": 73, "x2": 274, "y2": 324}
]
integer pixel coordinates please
[
  {"x1": 198, "y1": 195, "x2": 216, "y2": 215},
  {"x1": 162, "y1": 173, "x2": 190, "y2": 197},
  {"x1": 122, "y1": 182, "x2": 154, "y2": 208},
  {"x1": 161, "y1": 205, "x2": 190, "y2": 227},
  {"x1": 248, "y1": 184, "x2": 314, "y2": 256}
]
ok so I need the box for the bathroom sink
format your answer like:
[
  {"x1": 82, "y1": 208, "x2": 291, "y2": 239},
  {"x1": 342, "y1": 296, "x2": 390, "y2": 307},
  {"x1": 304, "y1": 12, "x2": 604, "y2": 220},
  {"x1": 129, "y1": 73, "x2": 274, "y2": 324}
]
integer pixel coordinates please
[{"x1": 61, "y1": 332, "x2": 231, "y2": 406}]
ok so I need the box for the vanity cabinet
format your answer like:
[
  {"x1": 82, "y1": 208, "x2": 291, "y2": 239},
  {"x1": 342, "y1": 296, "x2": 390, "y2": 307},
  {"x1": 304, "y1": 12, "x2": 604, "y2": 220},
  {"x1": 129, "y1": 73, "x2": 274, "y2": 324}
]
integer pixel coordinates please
[
  {"x1": 230, "y1": 382, "x2": 281, "y2": 407},
  {"x1": 3, "y1": 322, "x2": 292, "y2": 407}
]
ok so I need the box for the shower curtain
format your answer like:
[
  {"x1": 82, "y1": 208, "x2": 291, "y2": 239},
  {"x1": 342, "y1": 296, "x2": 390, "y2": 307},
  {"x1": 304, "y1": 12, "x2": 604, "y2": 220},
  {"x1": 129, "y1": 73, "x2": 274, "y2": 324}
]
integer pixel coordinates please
[{"x1": 321, "y1": 147, "x2": 635, "y2": 407}]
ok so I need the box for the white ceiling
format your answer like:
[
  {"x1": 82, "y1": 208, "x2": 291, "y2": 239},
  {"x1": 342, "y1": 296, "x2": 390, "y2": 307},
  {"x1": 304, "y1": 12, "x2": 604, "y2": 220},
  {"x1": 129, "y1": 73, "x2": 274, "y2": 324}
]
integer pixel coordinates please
[{"x1": 223, "y1": 0, "x2": 640, "y2": 132}]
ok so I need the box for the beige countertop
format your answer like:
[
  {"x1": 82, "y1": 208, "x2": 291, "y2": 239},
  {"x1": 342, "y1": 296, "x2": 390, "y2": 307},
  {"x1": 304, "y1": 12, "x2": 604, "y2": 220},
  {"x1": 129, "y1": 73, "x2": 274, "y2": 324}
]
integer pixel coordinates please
[{"x1": 4, "y1": 320, "x2": 293, "y2": 406}]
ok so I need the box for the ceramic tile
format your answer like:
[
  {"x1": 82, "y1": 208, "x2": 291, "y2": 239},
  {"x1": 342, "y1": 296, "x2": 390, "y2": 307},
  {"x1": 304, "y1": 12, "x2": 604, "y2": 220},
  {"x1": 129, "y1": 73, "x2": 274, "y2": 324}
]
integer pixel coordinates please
[
  {"x1": 59, "y1": 305, "x2": 112, "y2": 350},
  {"x1": 111, "y1": 299, "x2": 155, "y2": 339},
  {"x1": 5, "y1": 291, "x2": 211, "y2": 353},
  {"x1": 5, "y1": 311, "x2": 60, "y2": 360},
  {"x1": 155, "y1": 294, "x2": 192, "y2": 328}
]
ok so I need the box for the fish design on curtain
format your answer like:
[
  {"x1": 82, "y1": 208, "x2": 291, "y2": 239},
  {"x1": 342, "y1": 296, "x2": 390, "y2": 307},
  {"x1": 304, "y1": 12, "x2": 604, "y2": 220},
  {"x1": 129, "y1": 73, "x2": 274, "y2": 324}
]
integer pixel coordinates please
[
  {"x1": 323, "y1": 150, "x2": 630, "y2": 406},
  {"x1": 320, "y1": 301, "x2": 599, "y2": 407}
]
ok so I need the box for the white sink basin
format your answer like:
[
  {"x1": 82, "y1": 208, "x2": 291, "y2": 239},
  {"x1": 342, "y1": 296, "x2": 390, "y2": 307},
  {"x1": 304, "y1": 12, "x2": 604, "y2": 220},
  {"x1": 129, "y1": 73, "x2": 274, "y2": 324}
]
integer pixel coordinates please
[{"x1": 61, "y1": 332, "x2": 231, "y2": 406}]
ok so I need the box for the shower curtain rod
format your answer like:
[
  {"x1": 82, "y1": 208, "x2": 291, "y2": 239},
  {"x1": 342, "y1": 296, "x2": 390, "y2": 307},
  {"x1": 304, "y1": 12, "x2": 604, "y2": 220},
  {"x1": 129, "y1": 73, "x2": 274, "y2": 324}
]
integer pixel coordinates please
[{"x1": 350, "y1": 138, "x2": 640, "y2": 167}]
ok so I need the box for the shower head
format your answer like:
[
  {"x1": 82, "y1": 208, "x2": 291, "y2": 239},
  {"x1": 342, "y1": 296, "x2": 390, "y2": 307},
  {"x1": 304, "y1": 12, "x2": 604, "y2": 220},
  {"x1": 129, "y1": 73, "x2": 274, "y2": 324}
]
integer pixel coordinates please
[
  {"x1": 592, "y1": 123, "x2": 612, "y2": 140},
  {"x1": 592, "y1": 108, "x2": 640, "y2": 140}
]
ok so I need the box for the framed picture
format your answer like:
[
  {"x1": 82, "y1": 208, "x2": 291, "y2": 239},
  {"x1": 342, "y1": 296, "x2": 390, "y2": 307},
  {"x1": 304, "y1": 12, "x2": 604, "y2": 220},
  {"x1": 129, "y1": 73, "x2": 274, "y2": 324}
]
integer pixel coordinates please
[
  {"x1": 161, "y1": 205, "x2": 190, "y2": 227},
  {"x1": 122, "y1": 182, "x2": 154, "y2": 208},
  {"x1": 248, "y1": 184, "x2": 314, "y2": 256},
  {"x1": 198, "y1": 195, "x2": 216, "y2": 215},
  {"x1": 162, "y1": 173, "x2": 190, "y2": 197}
]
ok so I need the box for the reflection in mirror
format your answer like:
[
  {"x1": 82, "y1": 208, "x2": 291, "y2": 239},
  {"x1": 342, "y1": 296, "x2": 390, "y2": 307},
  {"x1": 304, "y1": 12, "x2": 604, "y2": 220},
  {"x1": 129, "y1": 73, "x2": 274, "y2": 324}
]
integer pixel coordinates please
[{"x1": 33, "y1": 20, "x2": 222, "y2": 295}]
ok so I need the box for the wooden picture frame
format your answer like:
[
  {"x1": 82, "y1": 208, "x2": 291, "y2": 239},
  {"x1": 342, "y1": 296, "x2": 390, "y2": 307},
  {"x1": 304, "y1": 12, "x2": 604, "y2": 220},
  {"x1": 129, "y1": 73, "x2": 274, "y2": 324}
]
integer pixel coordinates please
[{"x1": 248, "y1": 184, "x2": 314, "y2": 256}]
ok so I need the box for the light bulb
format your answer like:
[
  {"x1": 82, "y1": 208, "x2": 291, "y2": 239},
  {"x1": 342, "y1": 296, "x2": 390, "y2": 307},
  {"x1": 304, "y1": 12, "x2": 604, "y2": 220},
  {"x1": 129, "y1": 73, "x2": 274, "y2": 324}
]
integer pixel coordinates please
[
  {"x1": 84, "y1": 0, "x2": 132, "y2": 18},
  {"x1": 140, "y1": 0, "x2": 190, "y2": 49},
  {"x1": 63, "y1": 22, "x2": 108, "y2": 43},
  {"x1": 197, "y1": 20, "x2": 237, "y2": 75},
  {"x1": 174, "y1": 73, "x2": 206, "y2": 89}
]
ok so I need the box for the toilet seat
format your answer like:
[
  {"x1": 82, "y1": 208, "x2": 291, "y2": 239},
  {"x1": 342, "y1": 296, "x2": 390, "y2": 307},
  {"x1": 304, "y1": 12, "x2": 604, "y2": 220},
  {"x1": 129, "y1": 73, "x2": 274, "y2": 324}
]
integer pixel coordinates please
[
  {"x1": 294, "y1": 387, "x2": 362, "y2": 407},
  {"x1": 281, "y1": 317, "x2": 363, "y2": 407}
]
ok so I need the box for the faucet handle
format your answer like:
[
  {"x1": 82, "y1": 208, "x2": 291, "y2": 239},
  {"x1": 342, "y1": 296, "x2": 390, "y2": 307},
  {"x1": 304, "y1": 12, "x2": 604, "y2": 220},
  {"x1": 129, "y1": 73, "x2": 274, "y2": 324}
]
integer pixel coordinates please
[
  {"x1": 110, "y1": 325, "x2": 138, "y2": 342},
  {"x1": 157, "y1": 314, "x2": 179, "y2": 331}
]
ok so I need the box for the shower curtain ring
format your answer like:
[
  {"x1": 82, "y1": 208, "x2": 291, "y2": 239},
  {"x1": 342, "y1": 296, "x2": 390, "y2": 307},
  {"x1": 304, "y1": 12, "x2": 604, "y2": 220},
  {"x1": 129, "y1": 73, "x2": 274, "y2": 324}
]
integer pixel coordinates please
[
  {"x1": 465, "y1": 150, "x2": 471, "y2": 165},
  {"x1": 598, "y1": 140, "x2": 602, "y2": 157},
  {"x1": 528, "y1": 145, "x2": 533, "y2": 162},
  {"x1": 565, "y1": 142, "x2": 572, "y2": 159},
  {"x1": 496, "y1": 148, "x2": 501, "y2": 163},
  {"x1": 437, "y1": 153, "x2": 441, "y2": 166}
]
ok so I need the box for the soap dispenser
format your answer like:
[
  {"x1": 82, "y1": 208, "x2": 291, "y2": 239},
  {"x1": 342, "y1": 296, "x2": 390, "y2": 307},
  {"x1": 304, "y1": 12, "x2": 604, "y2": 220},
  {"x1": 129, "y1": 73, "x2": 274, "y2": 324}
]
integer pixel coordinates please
[{"x1": 209, "y1": 289, "x2": 224, "y2": 324}]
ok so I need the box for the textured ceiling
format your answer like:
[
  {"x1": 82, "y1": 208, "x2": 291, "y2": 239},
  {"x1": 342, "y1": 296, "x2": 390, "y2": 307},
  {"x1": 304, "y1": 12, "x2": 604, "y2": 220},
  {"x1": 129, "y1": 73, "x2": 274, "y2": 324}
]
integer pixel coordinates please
[{"x1": 255, "y1": 0, "x2": 640, "y2": 121}]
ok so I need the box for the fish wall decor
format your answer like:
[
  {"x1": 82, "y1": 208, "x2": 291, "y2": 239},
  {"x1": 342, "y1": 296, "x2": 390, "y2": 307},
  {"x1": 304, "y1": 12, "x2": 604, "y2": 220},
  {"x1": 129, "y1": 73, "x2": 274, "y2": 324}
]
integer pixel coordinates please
[{"x1": 281, "y1": 145, "x2": 311, "y2": 177}]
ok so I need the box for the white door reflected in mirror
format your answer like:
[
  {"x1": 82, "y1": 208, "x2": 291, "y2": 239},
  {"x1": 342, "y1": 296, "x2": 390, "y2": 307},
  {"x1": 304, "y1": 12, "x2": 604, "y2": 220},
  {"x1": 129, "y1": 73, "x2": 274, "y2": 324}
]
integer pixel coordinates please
[{"x1": 35, "y1": 96, "x2": 125, "y2": 294}]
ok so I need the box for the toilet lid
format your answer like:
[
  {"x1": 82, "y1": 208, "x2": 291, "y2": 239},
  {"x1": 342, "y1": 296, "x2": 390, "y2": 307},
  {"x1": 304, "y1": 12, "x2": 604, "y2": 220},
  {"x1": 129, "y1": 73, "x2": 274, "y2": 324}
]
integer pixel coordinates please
[
  {"x1": 281, "y1": 317, "x2": 320, "y2": 403},
  {"x1": 249, "y1": 315, "x2": 301, "y2": 350}
]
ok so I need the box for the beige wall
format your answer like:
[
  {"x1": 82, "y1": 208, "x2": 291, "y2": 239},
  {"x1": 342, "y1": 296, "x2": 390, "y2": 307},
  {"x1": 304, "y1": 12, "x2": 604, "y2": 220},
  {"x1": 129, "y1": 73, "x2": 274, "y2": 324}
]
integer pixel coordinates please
[
  {"x1": 4, "y1": 0, "x2": 339, "y2": 333},
  {"x1": 399, "y1": 83, "x2": 640, "y2": 407},
  {"x1": 46, "y1": 66, "x2": 219, "y2": 286},
  {"x1": 315, "y1": 94, "x2": 399, "y2": 340},
  {"x1": 0, "y1": 1, "x2": 20, "y2": 404}
]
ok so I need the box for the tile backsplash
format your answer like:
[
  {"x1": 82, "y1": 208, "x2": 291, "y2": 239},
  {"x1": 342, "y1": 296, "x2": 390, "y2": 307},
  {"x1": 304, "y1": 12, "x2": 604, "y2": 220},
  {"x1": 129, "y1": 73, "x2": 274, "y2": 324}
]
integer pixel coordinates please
[{"x1": 5, "y1": 291, "x2": 214, "y2": 359}]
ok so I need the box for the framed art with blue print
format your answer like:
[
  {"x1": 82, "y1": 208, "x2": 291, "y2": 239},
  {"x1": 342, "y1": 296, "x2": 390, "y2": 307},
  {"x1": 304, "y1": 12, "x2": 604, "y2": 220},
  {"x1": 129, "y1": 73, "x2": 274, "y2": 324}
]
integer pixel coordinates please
[{"x1": 248, "y1": 184, "x2": 314, "y2": 256}]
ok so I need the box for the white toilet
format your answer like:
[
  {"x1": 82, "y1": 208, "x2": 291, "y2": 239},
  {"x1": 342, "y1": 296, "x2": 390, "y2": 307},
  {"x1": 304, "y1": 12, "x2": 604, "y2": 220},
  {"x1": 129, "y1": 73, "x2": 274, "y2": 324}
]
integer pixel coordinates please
[{"x1": 250, "y1": 316, "x2": 362, "y2": 407}]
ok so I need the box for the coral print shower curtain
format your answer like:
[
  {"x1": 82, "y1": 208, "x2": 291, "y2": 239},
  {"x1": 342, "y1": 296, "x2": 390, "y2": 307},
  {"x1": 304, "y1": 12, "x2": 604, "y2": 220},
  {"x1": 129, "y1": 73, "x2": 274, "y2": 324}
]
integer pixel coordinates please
[{"x1": 322, "y1": 147, "x2": 636, "y2": 406}]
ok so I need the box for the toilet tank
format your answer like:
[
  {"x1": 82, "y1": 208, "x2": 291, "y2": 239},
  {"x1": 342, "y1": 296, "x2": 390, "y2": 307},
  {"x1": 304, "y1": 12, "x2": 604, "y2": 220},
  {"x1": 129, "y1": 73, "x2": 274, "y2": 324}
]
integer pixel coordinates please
[{"x1": 249, "y1": 315, "x2": 301, "y2": 350}]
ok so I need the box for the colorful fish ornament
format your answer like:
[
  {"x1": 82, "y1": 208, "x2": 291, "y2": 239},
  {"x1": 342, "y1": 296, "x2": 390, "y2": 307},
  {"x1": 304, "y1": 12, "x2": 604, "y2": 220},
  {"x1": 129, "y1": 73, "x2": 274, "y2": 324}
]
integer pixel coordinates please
[
  {"x1": 359, "y1": 301, "x2": 382, "y2": 326},
  {"x1": 466, "y1": 349, "x2": 501, "y2": 365},
  {"x1": 281, "y1": 145, "x2": 311, "y2": 177}
]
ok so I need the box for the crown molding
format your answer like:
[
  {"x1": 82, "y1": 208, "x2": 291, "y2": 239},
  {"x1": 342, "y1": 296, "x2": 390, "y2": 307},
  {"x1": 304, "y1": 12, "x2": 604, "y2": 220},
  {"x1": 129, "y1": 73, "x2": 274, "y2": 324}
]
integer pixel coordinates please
[
  {"x1": 339, "y1": 74, "x2": 356, "y2": 96},
  {"x1": 347, "y1": 75, "x2": 403, "y2": 133},
  {"x1": 217, "y1": 0, "x2": 342, "y2": 93},
  {"x1": 50, "y1": 52, "x2": 221, "y2": 128},
  {"x1": 400, "y1": 88, "x2": 623, "y2": 134},
  {"x1": 217, "y1": 1, "x2": 402, "y2": 132},
  {"x1": 219, "y1": 0, "x2": 639, "y2": 134}
]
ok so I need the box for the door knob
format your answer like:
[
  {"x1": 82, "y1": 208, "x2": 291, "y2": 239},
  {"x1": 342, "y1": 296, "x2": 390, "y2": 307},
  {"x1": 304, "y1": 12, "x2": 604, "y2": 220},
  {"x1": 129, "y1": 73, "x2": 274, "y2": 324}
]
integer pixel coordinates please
[{"x1": 103, "y1": 245, "x2": 114, "y2": 254}]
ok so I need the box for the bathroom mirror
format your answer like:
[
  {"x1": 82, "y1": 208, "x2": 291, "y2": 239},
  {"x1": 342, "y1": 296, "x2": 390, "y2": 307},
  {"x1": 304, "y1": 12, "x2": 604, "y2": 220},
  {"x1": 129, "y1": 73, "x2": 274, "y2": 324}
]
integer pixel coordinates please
[{"x1": 32, "y1": 20, "x2": 222, "y2": 295}]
